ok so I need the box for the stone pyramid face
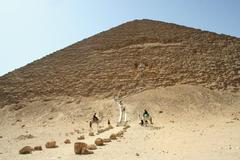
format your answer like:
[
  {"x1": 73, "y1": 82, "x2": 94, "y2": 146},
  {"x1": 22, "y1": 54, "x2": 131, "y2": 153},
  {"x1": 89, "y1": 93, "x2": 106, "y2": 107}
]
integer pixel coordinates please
[{"x1": 0, "y1": 19, "x2": 239, "y2": 107}]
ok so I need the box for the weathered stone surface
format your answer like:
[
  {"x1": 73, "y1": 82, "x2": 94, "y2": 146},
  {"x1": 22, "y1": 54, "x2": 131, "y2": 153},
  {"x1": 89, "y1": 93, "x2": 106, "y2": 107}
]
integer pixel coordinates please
[
  {"x1": 77, "y1": 135, "x2": 85, "y2": 140},
  {"x1": 16, "y1": 134, "x2": 35, "y2": 140},
  {"x1": 116, "y1": 131, "x2": 124, "y2": 137},
  {"x1": 1, "y1": 19, "x2": 239, "y2": 108},
  {"x1": 89, "y1": 132, "x2": 94, "y2": 136},
  {"x1": 95, "y1": 138, "x2": 104, "y2": 146},
  {"x1": 19, "y1": 146, "x2": 33, "y2": 154},
  {"x1": 33, "y1": 146, "x2": 42, "y2": 151},
  {"x1": 45, "y1": 141, "x2": 57, "y2": 148},
  {"x1": 64, "y1": 139, "x2": 71, "y2": 144},
  {"x1": 103, "y1": 138, "x2": 111, "y2": 143},
  {"x1": 74, "y1": 142, "x2": 93, "y2": 155},
  {"x1": 110, "y1": 133, "x2": 117, "y2": 140},
  {"x1": 87, "y1": 144, "x2": 97, "y2": 150}
]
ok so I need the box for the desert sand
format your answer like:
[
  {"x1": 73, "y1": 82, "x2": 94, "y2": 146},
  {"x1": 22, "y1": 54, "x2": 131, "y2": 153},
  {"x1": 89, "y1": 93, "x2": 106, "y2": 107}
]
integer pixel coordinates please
[{"x1": 0, "y1": 85, "x2": 240, "y2": 160}]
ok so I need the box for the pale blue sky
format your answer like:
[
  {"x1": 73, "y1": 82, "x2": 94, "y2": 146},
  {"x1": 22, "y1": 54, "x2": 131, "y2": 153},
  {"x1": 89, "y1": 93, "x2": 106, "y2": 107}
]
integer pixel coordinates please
[{"x1": 0, "y1": 0, "x2": 239, "y2": 76}]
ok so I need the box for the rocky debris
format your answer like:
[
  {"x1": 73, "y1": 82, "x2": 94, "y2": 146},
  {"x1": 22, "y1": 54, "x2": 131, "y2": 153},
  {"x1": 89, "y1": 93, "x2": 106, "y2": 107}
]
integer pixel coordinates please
[
  {"x1": 95, "y1": 138, "x2": 104, "y2": 146},
  {"x1": 97, "y1": 125, "x2": 114, "y2": 134},
  {"x1": 116, "y1": 131, "x2": 124, "y2": 137},
  {"x1": 74, "y1": 142, "x2": 93, "y2": 155},
  {"x1": 0, "y1": 136, "x2": 2, "y2": 139},
  {"x1": 87, "y1": 144, "x2": 97, "y2": 150},
  {"x1": 45, "y1": 141, "x2": 58, "y2": 148},
  {"x1": 233, "y1": 117, "x2": 240, "y2": 121},
  {"x1": 136, "y1": 153, "x2": 140, "y2": 156},
  {"x1": 16, "y1": 119, "x2": 22, "y2": 123},
  {"x1": 33, "y1": 146, "x2": 42, "y2": 151},
  {"x1": 74, "y1": 129, "x2": 81, "y2": 134},
  {"x1": 110, "y1": 133, "x2": 117, "y2": 140},
  {"x1": 19, "y1": 146, "x2": 33, "y2": 154},
  {"x1": 103, "y1": 138, "x2": 111, "y2": 143},
  {"x1": 159, "y1": 111, "x2": 163, "y2": 114},
  {"x1": 89, "y1": 132, "x2": 94, "y2": 136},
  {"x1": 48, "y1": 117, "x2": 53, "y2": 120},
  {"x1": 97, "y1": 129, "x2": 105, "y2": 134},
  {"x1": 123, "y1": 125, "x2": 131, "y2": 130},
  {"x1": 16, "y1": 134, "x2": 35, "y2": 140},
  {"x1": 64, "y1": 139, "x2": 71, "y2": 144},
  {"x1": 77, "y1": 135, "x2": 85, "y2": 140}
]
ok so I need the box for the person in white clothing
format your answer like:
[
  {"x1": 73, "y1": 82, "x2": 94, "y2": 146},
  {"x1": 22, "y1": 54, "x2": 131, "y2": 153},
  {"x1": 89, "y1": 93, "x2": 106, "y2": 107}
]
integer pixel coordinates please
[{"x1": 116, "y1": 99, "x2": 127, "y2": 126}]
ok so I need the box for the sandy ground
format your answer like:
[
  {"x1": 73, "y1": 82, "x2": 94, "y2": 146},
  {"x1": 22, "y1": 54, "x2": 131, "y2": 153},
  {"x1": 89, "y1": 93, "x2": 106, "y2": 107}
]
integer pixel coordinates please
[{"x1": 0, "y1": 85, "x2": 240, "y2": 160}]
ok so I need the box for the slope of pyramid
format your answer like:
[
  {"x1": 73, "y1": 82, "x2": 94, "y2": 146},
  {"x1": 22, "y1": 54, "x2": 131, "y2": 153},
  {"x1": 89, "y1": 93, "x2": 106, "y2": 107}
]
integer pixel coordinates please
[{"x1": 0, "y1": 19, "x2": 239, "y2": 107}]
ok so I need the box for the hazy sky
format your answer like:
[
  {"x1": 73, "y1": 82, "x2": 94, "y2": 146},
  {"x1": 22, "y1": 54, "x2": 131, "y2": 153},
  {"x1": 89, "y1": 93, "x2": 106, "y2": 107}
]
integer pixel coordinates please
[{"x1": 0, "y1": 0, "x2": 239, "y2": 76}]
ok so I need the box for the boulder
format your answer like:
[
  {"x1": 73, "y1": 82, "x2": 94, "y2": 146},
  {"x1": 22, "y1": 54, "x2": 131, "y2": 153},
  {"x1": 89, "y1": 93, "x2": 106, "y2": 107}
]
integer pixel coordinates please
[
  {"x1": 64, "y1": 139, "x2": 71, "y2": 144},
  {"x1": 116, "y1": 131, "x2": 124, "y2": 137},
  {"x1": 77, "y1": 135, "x2": 85, "y2": 140},
  {"x1": 33, "y1": 146, "x2": 42, "y2": 151},
  {"x1": 74, "y1": 142, "x2": 93, "y2": 155},
  {"x1": 110, "y1": 133, "x2": 117, "y2": 140},
  {"x1": 103, "y1": 138, "x2": 111, "y2": 143},
  {"x1": 89, "y1": 132, "x2": 94, "y2": 136},
  {"x1": 45, "y1": 141, "x2": 57, "y2": 148},
  {"x1": 97, "y1": 129, "x2": 105, "y2": 134},
  {"x1": 95, "y1": 138, "x2": 104, "y2": 146},
  {"x1": 123, "y1": 125, "x2": 130, "y2": 130},
  {"x1": 19, "y1": 146, "x2": 33, "y2": 154},
  {"x1": 87, "y1": 144, "x2": 97, "y2": 150}
]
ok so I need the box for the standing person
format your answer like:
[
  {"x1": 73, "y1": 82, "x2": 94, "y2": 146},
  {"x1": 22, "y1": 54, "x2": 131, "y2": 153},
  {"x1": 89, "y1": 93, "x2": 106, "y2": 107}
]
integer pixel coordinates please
[
  {"x1": 143, "y1": 109, "x2": 153, "y2": 125},
  {"x1": 89, "y1": 113, "x2": 99, "y2": 128},
  {"x1": 116, "y1": 100, "x2": 127, "y2": 126}
]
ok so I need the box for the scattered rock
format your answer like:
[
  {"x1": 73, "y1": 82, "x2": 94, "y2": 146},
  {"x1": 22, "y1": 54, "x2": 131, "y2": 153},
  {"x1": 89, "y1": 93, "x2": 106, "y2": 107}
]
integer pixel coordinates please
[
  {"x1": 95, "y1": 138, "x2": 104, "y2": 146},
  {"x1": 123, "y1": 125, "x2": 130, "y2": 130},
  {"x1": 33, "y1": 146, "x2": 42, "y2": 151},
  {"x1": 78, "y1": 135, "x2": 85, "y2": 140},
  {"x1": 233, "y1": 117, "x2": 239, "y2": 121},
  {"x1": 45, "y1": 141, "x2": 58, "y2": 148},
  {"x1": 226, "y1": 121, "x2": 234, "y2": 124},
  {"x1": 0, "y1": 136, "x2": 2, "y2": 139},
  {"x1": 74, "y1": 129, "x2": 81, "y2": 134},
  {"x1": 136, "y1": 153, "x2": 140, "y2": 156},
  {"x1": 19, "y1": 146, "x2": 33, "y2": 154},
  {"x1": 48, "y1": 117, "x2": 53, "y2": 120},
  {"x1": 87, "y1": 144, "x2": 97, "y2": 150},
  {"x1": 103, "y1": 138, "x2": 111, "y2": 143},
  {"x1": 110, "y1": 133, "x2": 117, "y2": 140},
  {"x1": 116, "y1": 131, "x2": 124, "y2": 137},
  {"x1": 16, "y1": 119, "x2": 22, "y2": 123},
  {"x1": 89, "y1": 132, "x2": 94, "y2": 136},
  {"x1": 159, "y1": 111, "x2": 163, "y2": 114},
  {"x1": 16, "y1": 134, "x2": 35, "y2": 140},
  {"x1": 74, "y1": 142, "x2": 93, "y2": 155},
  {"x1": 64, "y1": 139, "x2": 71, "y2": 144},
  {"x1": 21, "y1": 125, "x2": 25, "y2": 128}
]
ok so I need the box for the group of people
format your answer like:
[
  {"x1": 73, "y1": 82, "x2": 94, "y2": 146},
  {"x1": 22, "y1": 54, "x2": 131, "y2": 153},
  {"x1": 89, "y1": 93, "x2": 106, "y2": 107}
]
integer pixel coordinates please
[{"x1": 89, "y1": 98, "x2": 153, "y2": 128}]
